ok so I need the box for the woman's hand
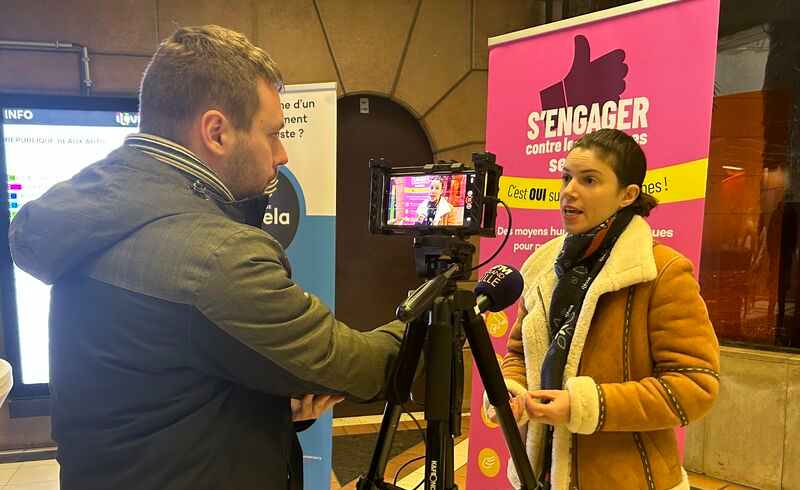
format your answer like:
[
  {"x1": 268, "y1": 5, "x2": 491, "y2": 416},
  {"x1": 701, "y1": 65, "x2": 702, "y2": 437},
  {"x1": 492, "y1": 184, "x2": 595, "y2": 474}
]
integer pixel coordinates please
[
  {"x1": 291, "y1": 394, "x2": 345, "y2": 422},
  {"x1": 486, "y1": 394, "x2": 525, "y2": 424},
  {"x1": 523, "y1": 390, "x2": 570, "y2": 425}
]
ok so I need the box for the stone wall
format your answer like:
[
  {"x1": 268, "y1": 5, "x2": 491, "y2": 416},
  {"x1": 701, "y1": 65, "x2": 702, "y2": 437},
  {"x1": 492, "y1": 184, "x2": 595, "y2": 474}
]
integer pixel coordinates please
[{"x1": 684, "y1": 346, "x2": 800, "y2": 490}]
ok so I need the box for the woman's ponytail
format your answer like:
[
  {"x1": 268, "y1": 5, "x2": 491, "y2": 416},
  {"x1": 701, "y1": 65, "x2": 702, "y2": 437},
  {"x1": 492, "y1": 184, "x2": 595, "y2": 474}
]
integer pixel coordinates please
[{"x1": 629, "y1": 191, "x2": 659, "y2": 217}]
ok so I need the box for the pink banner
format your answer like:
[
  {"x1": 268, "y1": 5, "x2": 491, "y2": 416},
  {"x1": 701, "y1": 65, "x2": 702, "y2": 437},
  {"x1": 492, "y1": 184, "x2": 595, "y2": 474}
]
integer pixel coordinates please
[{"x1": 469, "y1": 1, "x2": 720, "y2": 488}]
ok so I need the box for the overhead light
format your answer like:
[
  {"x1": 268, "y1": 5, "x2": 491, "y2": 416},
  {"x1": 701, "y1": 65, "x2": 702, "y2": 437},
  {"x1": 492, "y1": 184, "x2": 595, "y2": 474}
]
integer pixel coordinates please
[
  {"x1": 722, "y1": 165, "x2": 744, "y2": 171},
  {"x1": 721, "y1": 171, "x2": 746, "y2": 184}
]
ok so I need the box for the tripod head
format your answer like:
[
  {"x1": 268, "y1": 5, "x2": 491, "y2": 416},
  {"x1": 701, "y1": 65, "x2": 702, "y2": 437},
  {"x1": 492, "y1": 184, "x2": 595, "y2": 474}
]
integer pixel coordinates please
[
  {"x1": 413, "y1": 235, "x2": 475, "y2": 281},
  {"x1": 394, "y1": 236, "x2": 475, "y2": 324}
]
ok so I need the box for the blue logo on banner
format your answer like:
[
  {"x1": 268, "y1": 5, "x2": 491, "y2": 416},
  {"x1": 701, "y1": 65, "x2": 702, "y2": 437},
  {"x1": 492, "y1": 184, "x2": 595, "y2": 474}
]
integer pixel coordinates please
[{"x1": 261, "y1": 169, "x2": 301, "y2": 248}]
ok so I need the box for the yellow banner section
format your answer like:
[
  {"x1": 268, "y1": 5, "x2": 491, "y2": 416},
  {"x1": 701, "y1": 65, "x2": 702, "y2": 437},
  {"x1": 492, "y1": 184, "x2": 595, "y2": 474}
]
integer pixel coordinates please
[
  {"x1": 498, "y1": 158, "x2": 708, "y2": 210},
  {"x1": 499, "y1": 176, "x2": 562, "y2": 210}
]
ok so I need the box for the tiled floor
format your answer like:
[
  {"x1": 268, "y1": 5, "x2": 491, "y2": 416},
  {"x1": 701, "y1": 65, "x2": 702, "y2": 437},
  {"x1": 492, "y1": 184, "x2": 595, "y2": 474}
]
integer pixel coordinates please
[
  {"x1": 686, "y1": 471, "x2": 761, "y2": 490},
  {"x1": 329, "y1": 414, "x2": 759, "y2": 490},
  {"x1": 0, "y1": 416, "x2": 760, "y2": 490},
  {"x1": 0, "y1": 459, "x2": 59, "y2": 490}
]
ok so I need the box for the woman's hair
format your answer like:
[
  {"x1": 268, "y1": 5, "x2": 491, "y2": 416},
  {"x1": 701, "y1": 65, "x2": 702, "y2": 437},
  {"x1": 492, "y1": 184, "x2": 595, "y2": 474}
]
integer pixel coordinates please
[
  {"x1": 571, "y1": 128, "x2": 658, "y2": 217},
  {"x1": 430, "y1": 176, "x2": 446, "y2": 192},
  {"x1": 139, "y1": 25, "x2": 283, "y2": 144}
]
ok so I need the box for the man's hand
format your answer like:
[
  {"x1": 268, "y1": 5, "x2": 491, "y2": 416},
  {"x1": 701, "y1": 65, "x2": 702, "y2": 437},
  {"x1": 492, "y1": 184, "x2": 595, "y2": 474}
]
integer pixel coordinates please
[
  {"x1": 486, "y1": 394, "x2": 525, "y2": 424},
  {"x1": 291, "y1": 394, "x2": 345, "y2": 422},
  {"x1": 523, "y1": 390, "x2": 570, "y2": 425}
]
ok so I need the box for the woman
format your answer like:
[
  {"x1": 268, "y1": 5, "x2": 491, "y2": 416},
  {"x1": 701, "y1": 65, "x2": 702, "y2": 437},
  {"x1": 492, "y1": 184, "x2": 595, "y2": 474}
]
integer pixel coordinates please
[
  {"x1": 487, "y1": 129, "x2": 719, "y2": 490},
  {"x1": 416, "y1": 176, "x2": 457, "y2": 225}
]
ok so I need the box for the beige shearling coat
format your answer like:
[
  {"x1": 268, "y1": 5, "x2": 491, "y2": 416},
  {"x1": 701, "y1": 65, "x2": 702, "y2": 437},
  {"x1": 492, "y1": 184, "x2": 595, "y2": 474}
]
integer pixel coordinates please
[{"x1": 500, "y1": 216, "x2": 720, "y2": 490}]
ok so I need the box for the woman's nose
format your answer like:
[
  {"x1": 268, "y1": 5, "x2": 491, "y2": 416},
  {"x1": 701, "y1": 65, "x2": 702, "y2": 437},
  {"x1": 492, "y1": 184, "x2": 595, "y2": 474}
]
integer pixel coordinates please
[{"x1": 561, "y1": 180, "x2": 577, "y2": 198}]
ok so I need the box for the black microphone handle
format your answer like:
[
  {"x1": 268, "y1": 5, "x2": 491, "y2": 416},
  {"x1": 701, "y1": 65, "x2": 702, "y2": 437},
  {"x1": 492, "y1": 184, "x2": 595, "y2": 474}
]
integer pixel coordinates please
[{"x1": 396, "y1": 264, "x2": 459, "y2": 323}]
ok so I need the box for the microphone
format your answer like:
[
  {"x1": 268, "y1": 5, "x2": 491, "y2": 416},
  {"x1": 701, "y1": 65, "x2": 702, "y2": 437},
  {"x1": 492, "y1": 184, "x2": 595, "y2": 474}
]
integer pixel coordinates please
[{"x1": 474, "y1": 264, "x2": 523, "y2": 313}]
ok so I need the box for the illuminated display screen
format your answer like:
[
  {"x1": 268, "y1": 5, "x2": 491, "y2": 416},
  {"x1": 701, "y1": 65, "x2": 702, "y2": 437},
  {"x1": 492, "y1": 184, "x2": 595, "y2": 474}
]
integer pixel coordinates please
[{"x1": 2, "y1": 103, "x2": 138, "y2": 386}]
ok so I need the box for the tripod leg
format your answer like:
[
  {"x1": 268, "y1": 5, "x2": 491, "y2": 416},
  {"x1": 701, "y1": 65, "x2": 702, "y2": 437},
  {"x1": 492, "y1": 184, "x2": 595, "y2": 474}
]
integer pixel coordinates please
[
  {"x1": 357, "y1": 404, "x2": 403, "y2": 490},
  {"x1": 458, "y1": 291, "x2": 540, "y2": 490},
  {"x1": 357, "y1": 318, "x2": 428, "y2": 490},
  {"x1": 388, "y1": 317, "x2": 429, "y2": 405},
  {"x1": 445, "y1": 433, "x2": 455, "y2": 490},
  {"x1": 425, "y1": 296, "x2": 454, "y2": 490},
  {"x1": 446, "y1": 308, "x2": 465, "y2": 490}
]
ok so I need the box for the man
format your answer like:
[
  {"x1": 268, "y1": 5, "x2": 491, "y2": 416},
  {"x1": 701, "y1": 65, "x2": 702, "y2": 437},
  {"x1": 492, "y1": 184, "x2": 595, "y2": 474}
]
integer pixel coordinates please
[
  {"x1": 9, "y1": 25, "x2": 406, "y2": 490},
  {"x1": 415, "y1": 177, "x2": 457, "y2": 225}
]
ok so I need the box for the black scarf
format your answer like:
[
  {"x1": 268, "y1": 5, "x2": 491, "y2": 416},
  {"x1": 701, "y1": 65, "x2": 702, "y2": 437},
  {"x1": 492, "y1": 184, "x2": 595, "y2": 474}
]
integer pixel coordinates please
[
  {"x1": 538, "y1": 207, "x2": 634, "y2": 489},
  {"x1": 422, "y1": 199, "x2": 438, "y2": 225}
]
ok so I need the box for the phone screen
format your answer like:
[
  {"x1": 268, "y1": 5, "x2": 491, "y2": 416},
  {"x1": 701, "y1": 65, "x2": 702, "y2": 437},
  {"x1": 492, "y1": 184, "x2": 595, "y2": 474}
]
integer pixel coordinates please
[{"x1": 385, "y1": 173, "x2": 475, "y2": 227}]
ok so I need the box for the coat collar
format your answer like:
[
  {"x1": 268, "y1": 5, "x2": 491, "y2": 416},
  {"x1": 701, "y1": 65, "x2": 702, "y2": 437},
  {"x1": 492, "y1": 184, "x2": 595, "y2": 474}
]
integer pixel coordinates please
[{"x1": 521, "y1": 215, "x2": 658, "y2": 307}]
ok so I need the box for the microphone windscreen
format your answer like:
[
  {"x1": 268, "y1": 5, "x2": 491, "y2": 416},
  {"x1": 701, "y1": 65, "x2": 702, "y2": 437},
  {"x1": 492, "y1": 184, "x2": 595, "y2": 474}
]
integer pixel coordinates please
[{"x1": 474, "y1": 264, "x2": 523, "y2": 312}]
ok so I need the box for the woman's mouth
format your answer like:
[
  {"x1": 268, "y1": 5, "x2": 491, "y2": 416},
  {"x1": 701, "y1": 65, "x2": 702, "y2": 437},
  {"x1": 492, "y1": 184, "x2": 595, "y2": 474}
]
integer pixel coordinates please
[{"x1": 562, "y1": 206, "x2": 582, "y2": 220}]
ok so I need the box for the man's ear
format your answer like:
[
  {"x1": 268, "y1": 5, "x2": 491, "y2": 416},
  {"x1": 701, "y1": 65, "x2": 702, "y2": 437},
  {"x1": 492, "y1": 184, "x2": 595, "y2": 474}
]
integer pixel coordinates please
[
  {"x1": 198, "y1": 110, "x2": 230, "y2": 157},
  {"x1": 620, "y1": 183, "x2": 640, "y2": 207}
]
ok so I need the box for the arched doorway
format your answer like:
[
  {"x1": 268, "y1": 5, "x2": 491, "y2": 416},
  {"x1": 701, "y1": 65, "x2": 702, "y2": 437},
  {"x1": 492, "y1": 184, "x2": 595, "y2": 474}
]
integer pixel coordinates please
[{"x1": 334, "y1": 95, "x2": 433, "y2": 416}]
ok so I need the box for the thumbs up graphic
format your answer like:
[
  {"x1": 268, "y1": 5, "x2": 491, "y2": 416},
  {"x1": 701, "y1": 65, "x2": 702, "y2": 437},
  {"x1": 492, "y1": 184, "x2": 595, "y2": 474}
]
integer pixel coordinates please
[{"x1": 540, "y1": 35, "x2": 628, "y2": 110}]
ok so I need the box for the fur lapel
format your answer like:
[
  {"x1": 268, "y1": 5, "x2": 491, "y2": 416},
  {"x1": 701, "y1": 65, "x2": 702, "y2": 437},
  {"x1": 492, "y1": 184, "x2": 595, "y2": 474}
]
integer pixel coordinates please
[{"x1": 513, "y1": 216, "x2": 658, "y2": 489}]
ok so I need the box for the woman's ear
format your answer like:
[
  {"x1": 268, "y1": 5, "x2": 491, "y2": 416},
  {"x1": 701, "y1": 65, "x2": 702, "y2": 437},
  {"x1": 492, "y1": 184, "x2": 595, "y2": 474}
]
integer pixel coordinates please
[{"x1": 620, "y1": 184, "x2": 640, "y2": 208}]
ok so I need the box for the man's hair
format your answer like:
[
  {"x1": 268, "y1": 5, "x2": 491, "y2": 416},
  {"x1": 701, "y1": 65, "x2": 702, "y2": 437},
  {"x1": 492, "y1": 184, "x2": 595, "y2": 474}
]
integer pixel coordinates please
[
  {"x1": 571, "y1": 128, "x2": 658, "y2": 217},
  {"x1": 138, "y1": 25, "x2": 283, "y2": 143}
]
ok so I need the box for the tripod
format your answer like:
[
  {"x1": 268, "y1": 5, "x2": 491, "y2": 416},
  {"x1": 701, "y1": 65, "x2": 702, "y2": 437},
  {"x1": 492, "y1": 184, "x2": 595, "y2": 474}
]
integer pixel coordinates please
[{"x1": 356, "y1": 236, "x2": 539, "y2": 490}]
